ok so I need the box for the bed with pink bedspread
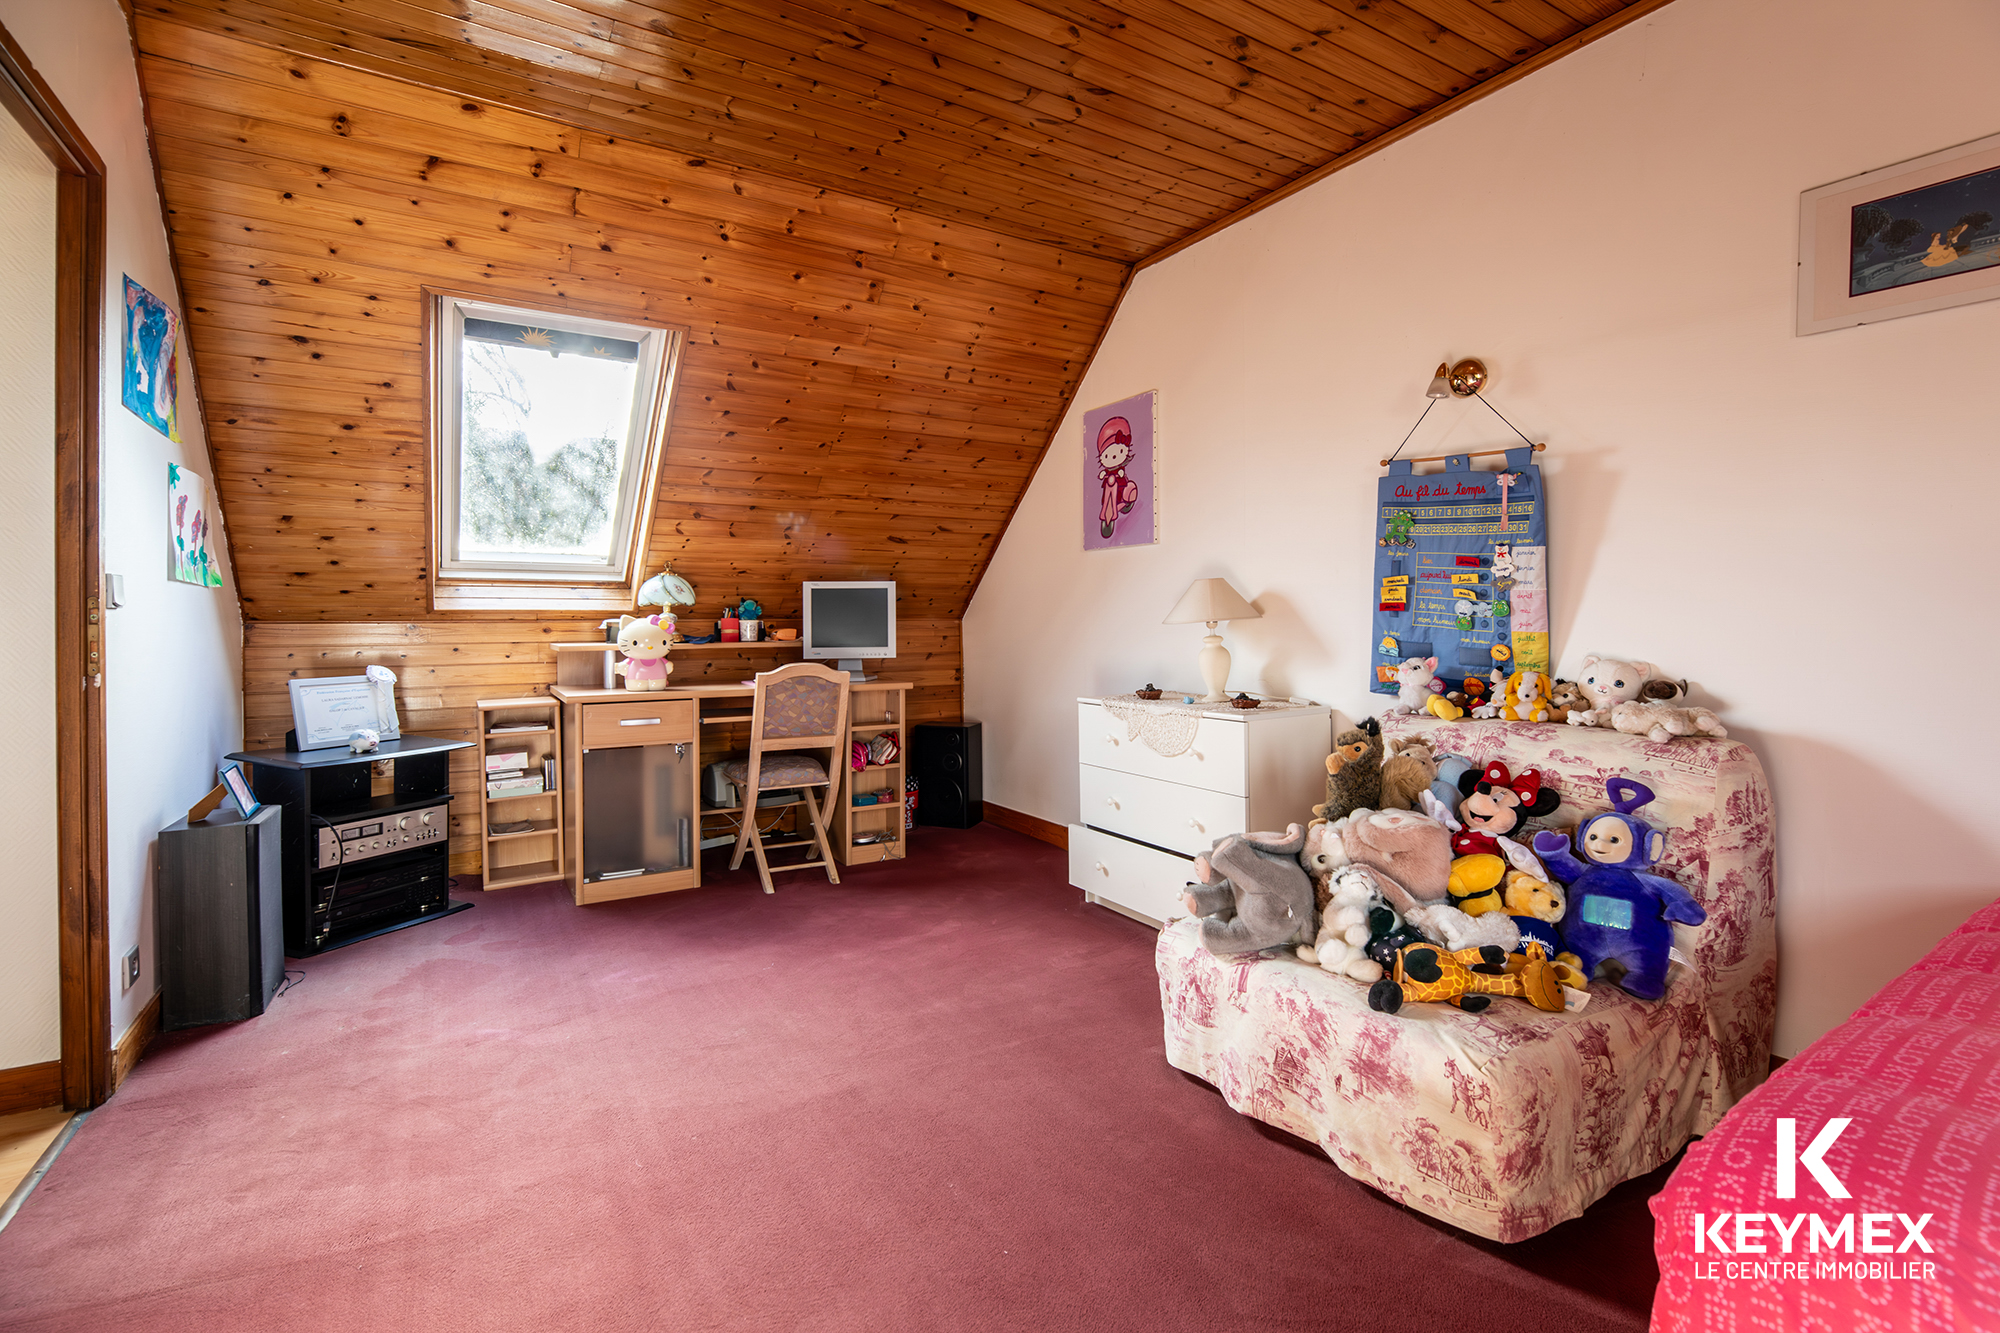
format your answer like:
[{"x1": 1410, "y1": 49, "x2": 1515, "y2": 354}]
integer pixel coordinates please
[
  {"x1": 1649, "y1": 898, "x2": 2000, "y2": 1332},
  {"x1": 1156, "y1": 716, "x2": 1777, "y2": 1242}
]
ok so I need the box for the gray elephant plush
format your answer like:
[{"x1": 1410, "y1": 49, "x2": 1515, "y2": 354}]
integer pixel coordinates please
[{"x1": 1180, "y1": 823, "x2": 1316, "y2": 956}]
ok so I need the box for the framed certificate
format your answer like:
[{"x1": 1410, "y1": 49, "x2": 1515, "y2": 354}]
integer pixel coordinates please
[{"x1": 287, "y1": 674, "x2": 402, "y2": 751}]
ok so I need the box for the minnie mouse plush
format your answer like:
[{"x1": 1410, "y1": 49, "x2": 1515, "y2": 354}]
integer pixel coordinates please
[{"x1": 1452, "y1": 761, "x2": 1560, "y2": 857}]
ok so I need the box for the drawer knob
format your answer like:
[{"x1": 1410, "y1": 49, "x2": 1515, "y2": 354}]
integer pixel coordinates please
[
  {"x1": 1093, "y1": 861, "x2": 1108, "y2": 875},
  {"x1": 1104, "y1": 796, "x2": 1120, "y2": 809},
  {"x1": 1187, "y1": 817, "x2": 1203, "y2": 832},
  {"x1": 1102, "y1": 734, "x2": 1119, "y2": 746}
]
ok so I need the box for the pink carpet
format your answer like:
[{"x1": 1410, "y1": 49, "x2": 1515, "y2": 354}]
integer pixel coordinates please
[{"x1": 0, "y1": 825, "x2": 1660, "y2": 1331}]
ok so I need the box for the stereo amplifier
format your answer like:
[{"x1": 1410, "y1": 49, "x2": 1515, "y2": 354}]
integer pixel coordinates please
[{"x1": 316, "y1": 803, "x2": 450, "y2": 869}]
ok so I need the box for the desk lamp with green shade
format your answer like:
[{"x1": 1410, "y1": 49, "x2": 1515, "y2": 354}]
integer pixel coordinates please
[{"x1": 1163, "y1": 578, "x2": 1261, "y2": 702}]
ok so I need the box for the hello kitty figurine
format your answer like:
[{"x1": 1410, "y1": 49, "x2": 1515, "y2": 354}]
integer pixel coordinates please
[
  {"x1": 1094, "y1": 416, "x2": 1140, "y2": 539},
  {"x1": 1389, "y1": 656, "x2": 1440, "y2": 714},
  {"x1": 615, "y1": 613, "x2": 675, "y2": 691}
]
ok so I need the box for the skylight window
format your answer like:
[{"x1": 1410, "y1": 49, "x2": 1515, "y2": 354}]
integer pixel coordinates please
[{"x1": 430, "y1": 295, "x2": 682, "y2": 609}]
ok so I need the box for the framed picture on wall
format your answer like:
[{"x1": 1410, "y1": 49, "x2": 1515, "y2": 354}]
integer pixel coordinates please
[
  {"x1": 1082, "y1": 390, "x2": 1158, "y2": 550},
  {"x1": 1798, "y1": 129, "x2": 2000, "y2": 335}
]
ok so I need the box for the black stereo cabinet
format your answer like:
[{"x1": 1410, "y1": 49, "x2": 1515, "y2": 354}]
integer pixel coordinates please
[{"x1": 226, "y1": 734, "x2": 474, "y2": 957}]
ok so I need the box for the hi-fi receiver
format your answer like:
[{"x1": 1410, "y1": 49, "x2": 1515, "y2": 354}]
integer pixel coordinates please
[{"x1": 316, "y1": 803, "x2": 450, "y2": 869}]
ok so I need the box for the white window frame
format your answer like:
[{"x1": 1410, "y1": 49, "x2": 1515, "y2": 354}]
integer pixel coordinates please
[{"x1": 428, "y1": 292, "x2": 682, "y2": 610}]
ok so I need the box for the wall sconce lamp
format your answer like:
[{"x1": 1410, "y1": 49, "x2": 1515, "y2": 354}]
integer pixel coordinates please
[
  {"x1": 1390, "y1": 356, "x2": 1543, "y2": 467},
  {"x1": 1425, "y1": 358, "x2": 1488, "y2": 399}
]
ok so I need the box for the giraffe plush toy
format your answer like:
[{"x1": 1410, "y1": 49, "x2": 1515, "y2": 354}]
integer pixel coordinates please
[{"x1": 1367, "y1": 941, "x2": 1564, "y2": 1015}]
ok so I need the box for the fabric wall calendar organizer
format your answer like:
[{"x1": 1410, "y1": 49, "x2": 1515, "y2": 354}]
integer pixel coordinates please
[{"x1": 1369, "y1": 445, "x2": 1551, "y2": 699}]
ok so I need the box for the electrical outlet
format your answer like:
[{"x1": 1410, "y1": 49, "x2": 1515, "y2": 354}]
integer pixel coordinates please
[{"x1": 122, "y1": 947, "x2": 140, "y2": 993}]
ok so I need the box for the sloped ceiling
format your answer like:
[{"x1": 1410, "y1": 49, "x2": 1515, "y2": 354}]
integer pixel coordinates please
[{"x1": 132, "y1": 0, "x2": 1662, "y2": 623}]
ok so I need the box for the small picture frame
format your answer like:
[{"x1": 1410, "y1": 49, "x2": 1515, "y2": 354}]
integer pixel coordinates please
[
  {"x1": 287, "y1": 673, "x2": 402, "y2": 752},
  {"x1": 218, "y1": 762, "x2": 261, "y2": 818}
]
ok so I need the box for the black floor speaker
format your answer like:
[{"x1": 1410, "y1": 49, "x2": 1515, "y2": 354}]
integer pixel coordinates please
[
  {"x1": 913, "y1": 721, "x2": 983, "y2": 828},
  {"x1": 158, "y1": 804, "x2": 284, "y2": 1030}
]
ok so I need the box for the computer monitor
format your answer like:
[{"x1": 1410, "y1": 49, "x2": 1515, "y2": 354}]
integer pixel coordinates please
[{"x1": 802, "y1": 581, "x2": 896, "y2": 675}]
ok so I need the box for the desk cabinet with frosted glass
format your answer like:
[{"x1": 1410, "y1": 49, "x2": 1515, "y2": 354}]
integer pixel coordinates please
[{"x1": 550, "y1": 680, "x2": 911, "y2": 904}]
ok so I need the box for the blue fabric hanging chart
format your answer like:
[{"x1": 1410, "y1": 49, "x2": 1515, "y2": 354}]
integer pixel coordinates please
[{"x1": 1369, "y1": 446, "x2": 1550, "y2": 699}]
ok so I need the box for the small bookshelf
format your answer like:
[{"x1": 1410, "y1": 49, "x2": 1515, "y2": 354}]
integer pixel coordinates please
[
  {"x1": 831, "y1": 682, "x2": 912, "y2": 865},
  {"x1": 476, "y1": 696, "x2": 565, "y2": 891}
]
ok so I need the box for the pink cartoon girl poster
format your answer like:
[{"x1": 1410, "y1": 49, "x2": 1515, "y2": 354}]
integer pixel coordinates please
[{"x1": 1081, "y1": 390, "x2": 1157, "y2": 550}]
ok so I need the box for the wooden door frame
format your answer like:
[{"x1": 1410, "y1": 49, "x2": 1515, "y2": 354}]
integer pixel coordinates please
[{"x1": 0, "y1": 22, "x2": 112, "y2": 1110}]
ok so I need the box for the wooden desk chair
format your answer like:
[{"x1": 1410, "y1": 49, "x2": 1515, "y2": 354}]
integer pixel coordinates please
[{"x1": 724, "y1": 662, "x2": 852, "y2": 893}]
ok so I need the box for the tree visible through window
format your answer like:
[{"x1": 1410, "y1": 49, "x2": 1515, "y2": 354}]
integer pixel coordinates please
[{"x1": 432, "y1": 296, "x2": 679, "y2": 601}]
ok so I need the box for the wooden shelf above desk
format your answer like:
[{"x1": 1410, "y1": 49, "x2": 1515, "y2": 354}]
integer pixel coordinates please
[{"x1": 552, "y1": 641, "x2": 803, "y2": 689}]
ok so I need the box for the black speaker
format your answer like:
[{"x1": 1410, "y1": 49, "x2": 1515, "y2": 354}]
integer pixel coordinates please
[
  {"x1": 913, "y1": 721, "x2": 983, "y2": 828},
  {"x1": 158, "y1": 804, "x2": 285, "y2": 1030}
]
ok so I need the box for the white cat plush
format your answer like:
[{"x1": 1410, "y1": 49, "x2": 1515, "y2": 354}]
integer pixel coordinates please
[
  {"x1": 1566, "y1": 655, "x2": 1655, "y2": 728},
  {"x1": 1389, "y1": 656, "x2": 1440, "y2": 714}
]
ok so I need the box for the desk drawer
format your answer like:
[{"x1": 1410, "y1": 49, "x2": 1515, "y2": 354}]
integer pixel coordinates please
[
  {"x1": 1079, "y1": 764, "x2": 1245, "y2": 857},
  {"x1": 1068, "y1": 824, "x2": 1190, "y2": 927},
  {"x1": 581, "y1": 698, "x2": 694, "y2": 749},
  {"x1": 1077, "y1": 702, "x2": 1247, "y2": 796}
]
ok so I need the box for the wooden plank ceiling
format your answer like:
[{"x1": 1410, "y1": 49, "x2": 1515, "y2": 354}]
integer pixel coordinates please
[{"x1": 134, "y1": 0, "x2": 1654, "y2": 627}]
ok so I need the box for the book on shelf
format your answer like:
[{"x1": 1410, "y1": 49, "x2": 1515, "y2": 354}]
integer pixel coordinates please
[
  {"x1": 488, "y1": 777, "x2": 545, "y2": 798},
  {"x1": 486, "y1": 749, "x2": 530, "y2": 771},
  {"x1": 487, "y1": 724, "x2": 544, "y2": 734},
  {"x1": 488, "y1": 819, "x2": 537, "y2": 835}
]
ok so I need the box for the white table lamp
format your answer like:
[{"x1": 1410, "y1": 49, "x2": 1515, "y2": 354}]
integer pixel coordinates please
[{"x1": 1163, "y1": 578, "x2": 1261, "y2": 702}]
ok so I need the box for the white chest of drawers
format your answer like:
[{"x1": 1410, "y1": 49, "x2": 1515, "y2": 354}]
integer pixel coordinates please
[{"x1": 1067, "y1": 697, "x2": 1330, "y2": 926}]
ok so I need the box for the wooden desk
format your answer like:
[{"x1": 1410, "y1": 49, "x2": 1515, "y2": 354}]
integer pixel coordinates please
[{"x1": 550, "y1": 679, "x2": 912, "y2": 905}]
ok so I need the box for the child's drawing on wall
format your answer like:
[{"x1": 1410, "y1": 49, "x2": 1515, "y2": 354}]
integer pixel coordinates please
[{"x1": 168, "y1": 463, "x2": 222, "y2": 588}]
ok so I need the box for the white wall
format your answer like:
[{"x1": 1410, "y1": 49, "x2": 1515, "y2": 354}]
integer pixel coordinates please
[
  {"x1": 0, "y1": 104, "x2": 61, "y2": 1069},
  {"x1": 0, "y1": 0, "x2": 243, "y2": 1045},
  {"x1": 966, "y1": 0, "x2": 2000, "y2": 1056}
]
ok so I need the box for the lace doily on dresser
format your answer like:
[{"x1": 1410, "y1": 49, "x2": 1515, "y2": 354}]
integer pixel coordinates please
[{"x1": 1099, "y1": 693, "x2": 1319, "y2": 757}]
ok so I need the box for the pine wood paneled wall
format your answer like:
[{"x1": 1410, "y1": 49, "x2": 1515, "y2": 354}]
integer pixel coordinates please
[
  {"x1": 242, "y1": 620, "x2": 963, "y2": 875},
  {"x1": 135, "y1": 17, "x2": 1122, "y2": 627}
]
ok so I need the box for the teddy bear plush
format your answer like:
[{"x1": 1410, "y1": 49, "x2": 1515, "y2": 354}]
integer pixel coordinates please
[
  {"x1": 1486, "y1": 869, "x2": 1586, "y2": 989},
  {"x1": 1532, "y1": 778, "x2": 1707, "y2": 1000},
  {"x1": 1545, "y1": 678, "x2": 1587, "y2": 721},
  {"x1": 614, "y1": 613, "x2": 675, "y2": 691},
  {"x1": 1607, "y1": 699, "x2": 1728, "y2": 744},
  {"x1": 1312, "y1": 718, "x2": 1383, "y2": 821},
  {"x1": 1295, "y1": 866, "x2": 1386, "y2": 982},
  {"x1": 1377, "y1": 737, "x2": 1438, "y2": 811},
  {"x1": 1565, "y1": 655, "x2": 1657, "y2": 727},
  {"x1": 1182, "y1": 825, "x2": 1317, "y2": 956}
]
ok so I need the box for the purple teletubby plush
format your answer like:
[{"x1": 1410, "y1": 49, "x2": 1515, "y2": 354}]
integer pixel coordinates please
[{"x1": 1531, "y1": 778, "x2": 1706, "y2": 1000}]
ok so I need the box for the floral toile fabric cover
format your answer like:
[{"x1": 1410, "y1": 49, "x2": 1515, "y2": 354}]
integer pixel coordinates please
[{"x1": 1156, "y1": 717, "x2": 1777, "y2": 1243}]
